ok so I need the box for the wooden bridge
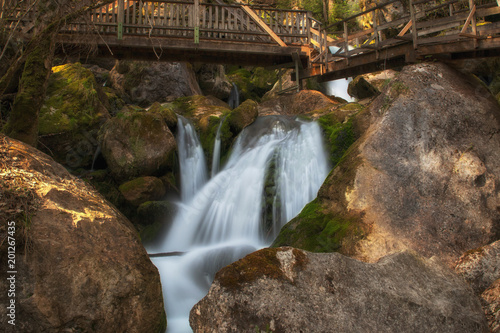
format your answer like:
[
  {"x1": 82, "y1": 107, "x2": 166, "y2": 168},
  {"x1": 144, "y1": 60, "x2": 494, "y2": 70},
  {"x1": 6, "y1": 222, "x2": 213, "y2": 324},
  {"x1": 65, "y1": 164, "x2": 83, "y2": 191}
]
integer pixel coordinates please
[{"x1": 2, "y1": 0, "x2": 500, "y2": 86}]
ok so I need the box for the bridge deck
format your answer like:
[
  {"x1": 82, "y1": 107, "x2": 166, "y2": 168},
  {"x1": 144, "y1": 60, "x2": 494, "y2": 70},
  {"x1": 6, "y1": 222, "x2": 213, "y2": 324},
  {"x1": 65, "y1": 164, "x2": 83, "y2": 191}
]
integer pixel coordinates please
[{"x1": 1, "y1": 0, "x2": 500, "y2": 82}]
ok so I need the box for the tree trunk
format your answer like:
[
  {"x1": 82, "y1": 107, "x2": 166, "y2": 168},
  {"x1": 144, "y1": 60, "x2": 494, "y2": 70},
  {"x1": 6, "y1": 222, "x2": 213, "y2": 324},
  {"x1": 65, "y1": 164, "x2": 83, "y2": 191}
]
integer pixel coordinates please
[{"x1": 3, "y1": 32, "x2": 56, "y2": 146}]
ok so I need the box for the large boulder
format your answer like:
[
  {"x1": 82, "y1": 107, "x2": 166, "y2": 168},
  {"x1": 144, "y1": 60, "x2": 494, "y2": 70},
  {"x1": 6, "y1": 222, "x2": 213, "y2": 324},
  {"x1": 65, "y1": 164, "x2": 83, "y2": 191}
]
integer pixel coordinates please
[
  {"x1": 99, "y1": 105, "x2": 177, "y2": 182},
  {"x1": 0, "y1": 135, "x2": 166, "y2": 332},
  {"x1": 190, "y1": 247, "x2": 487, "y2": 333},
  {"x1": 481, "y1": 279, "x2": 500, "y2": 333},
  {"x1": 119, "y1": 176, "x2": 166, "y2": 206},
  {"x1": 195, "y1": 64, "x2": 233, "y2": 100},
  {"x1": 258, "y1": 89, "x2": 339, "y2": 117},
  {"x1": 274, "y1": 62, "x2": 500, "y2": 266},
  {"x1": 38, "y1": 63, "x2": 111, "y2": 169},
  {"x1": 110, "y1": 61, "x2": 202, "y2": 106}
]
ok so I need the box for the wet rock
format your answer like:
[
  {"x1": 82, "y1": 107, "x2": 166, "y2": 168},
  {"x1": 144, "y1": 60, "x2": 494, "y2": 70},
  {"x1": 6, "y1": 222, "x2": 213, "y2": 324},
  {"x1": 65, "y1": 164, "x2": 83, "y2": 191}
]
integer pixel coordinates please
[
  {"x1": 227, "y1": 99, "x2": 259, "y2": 134},
  {"x1": 190, "y1": 248, "x2": 487, "y2": 333},
  {"x1": 99, "y1": 105, "x2": 177, "y2": 182},
  {"x1": 0, "y1": 135, "x2": 166, "y2": 333}
]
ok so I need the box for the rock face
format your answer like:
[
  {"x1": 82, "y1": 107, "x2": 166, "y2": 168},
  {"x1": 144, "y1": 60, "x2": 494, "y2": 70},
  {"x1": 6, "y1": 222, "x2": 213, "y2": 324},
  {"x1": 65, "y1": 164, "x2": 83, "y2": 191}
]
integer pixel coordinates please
[
  {"x1": 190, "y1": 247, "x2": 487, "y2": 333},
  {"x1": 110, "y1": 61, "x2": 202, "y2": 106},
  {"x1": 347, "y1": 76, "x2": 380, "y2": 99},
  {"x1": 481, "y1": 279, "x2": 500, "y2": 333},
  {"x1": 276, "y1": 63, "x2": 500, "y2": 266},
  {"x1": 119, "y1": 176, "x2": 166, "y2": 206},
  {"x1": 0, "y1": 135, "x2": 166, "y2": 332},
  {"x1": 99, "y1": 105, "x2": 177, "y2": 182}
]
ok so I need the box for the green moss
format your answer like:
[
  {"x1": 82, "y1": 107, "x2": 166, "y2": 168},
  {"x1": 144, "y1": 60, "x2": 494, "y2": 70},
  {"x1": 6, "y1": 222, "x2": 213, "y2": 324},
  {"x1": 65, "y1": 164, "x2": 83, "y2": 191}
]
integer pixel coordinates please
[
  {"x1": 216, "y1": 248, "x2": 308, "y2": 291},
  {"x1": 39, "y1": 63, "x2": 108, "y2": 135},
  {"x1": 148, "y1": 102, "x2": 177, "y2": 129},
  {"x1": 271, "y1": 199, "x2": 358, "y2": 253},
  {"x1": 318, "y1": 113, "x2": 356, "y2": 167},
  {"x1": 118, "y1": 177, "x2": 148, "y2": 194}
]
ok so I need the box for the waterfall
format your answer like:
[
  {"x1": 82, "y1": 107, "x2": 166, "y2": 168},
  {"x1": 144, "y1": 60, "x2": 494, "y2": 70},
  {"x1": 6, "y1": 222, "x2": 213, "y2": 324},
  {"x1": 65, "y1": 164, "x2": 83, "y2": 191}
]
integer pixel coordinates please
[
  {"x1": 148, "y1": 116, "x2": 330, "y2": 333},
  {"x1": 228, "y1": 83, "x2": 239, "y2": 109},
  {"x1": 176, "y1": 116, "x2": 208, "y2": 202},
  {"x1": 211, "y1": 120, "x2": 223, "y2": 177}
]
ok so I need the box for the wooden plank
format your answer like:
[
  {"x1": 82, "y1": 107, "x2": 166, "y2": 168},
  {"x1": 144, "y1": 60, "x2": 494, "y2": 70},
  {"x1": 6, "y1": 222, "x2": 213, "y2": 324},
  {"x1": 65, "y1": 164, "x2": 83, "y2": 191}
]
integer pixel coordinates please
[
  {"x1": 398, "y1": 20, "x2": 412, "y2": 37},
  {"x1": 242, "y1": 5, "x2": 286, "y2": 46}
]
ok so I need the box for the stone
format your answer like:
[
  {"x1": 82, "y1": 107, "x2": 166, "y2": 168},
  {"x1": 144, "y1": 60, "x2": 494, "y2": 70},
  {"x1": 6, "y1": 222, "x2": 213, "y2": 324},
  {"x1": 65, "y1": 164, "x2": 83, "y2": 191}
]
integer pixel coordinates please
[
  {"x1": 259, "y1": 89, "x2": 339, "y2": 117},
  {"x1": 99, "y1": 106, "x2": 177, "y2": 182},
  {"x1": 38, "y1": 63, "x2": 110, "y2": 169},
  {"x1": 195, "y1": 64, "x2": 233, "y2": 101},
  {"x1": 110, "y1": 61, "x2": 202, "y2": 106},
  {"x1": 227, "y1": 99, "x2": 259, "y2": 134},
  {"x1": 190, "y1": 248, "x2": 488, "y2": 333},
  {"x1": 455, "y1": 240, "x2": 500, "y2": 294},
  {"x1": 275, "y1": 63, "x2": 500, "y2": 266},
  {"x1": 481, "y1": 278, "x2": 500, "y2": 333},
  {"x1": 0, "y1": 135, "x2": 166, "y2": 332},
  {"x1": 347, "y1": 75, "x2": 380, "y2": 100},
  {"x1": 119, "y1": 176, "x2": 166, "y2": 206}
]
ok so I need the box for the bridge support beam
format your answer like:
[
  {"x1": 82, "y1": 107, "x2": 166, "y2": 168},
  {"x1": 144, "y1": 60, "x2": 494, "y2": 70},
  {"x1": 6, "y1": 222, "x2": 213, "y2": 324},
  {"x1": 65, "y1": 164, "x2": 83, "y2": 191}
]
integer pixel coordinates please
[{"x1": 117, "y1": 0, "x2": 124, "y2": 40}]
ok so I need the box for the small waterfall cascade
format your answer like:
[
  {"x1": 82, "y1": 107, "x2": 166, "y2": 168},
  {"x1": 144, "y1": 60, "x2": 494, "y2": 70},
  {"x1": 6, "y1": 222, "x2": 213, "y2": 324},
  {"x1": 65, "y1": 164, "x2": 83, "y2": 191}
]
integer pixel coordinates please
[
  {"x1": 211, "y1": 119, "x2": 224, "y2": 177},
  {"x1": 228, "y1": 83, "x2": 240, "y2": 109},
  {"x1": 148, "y1": 116, "x2": 330, "y2": 333},
  {"x1": 176, "y1": 116, "x2": 208, "y2": 202}
]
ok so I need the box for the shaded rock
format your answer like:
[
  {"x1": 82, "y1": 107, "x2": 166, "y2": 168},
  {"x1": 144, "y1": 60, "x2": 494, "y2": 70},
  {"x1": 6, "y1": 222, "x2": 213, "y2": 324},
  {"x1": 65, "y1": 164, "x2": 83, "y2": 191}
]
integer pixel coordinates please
[
  {"x1": 99, "y1": 106, "x2": 177, "y2": 182},
  {"x1": 148, "y1": 101, "x2": 178, "y2": 130},
  {"x1": 0, "y1": 135, "x2": 166, "y2": 333},
  {"x1": 361, "y1": 69, "x2": 398, "y2": 91},
  {"x1": 136, "y1": 200, "x2": 178, "y2": 244},
  {"x1": 455, "y1": 240, "x2": 500, "y2": 294},
  {"x1": 276, "y1": 62, "x2": 500, "y2": 266},
  {"x1": 481, "y1": 278, "x2": 500, "y2": 333},
  {"x1": 38, "y1": 63, "x2": 110, "y2": 169},
  {"x1": 190, "y1": 248, "x2": 487, "y2": 333},
  {"x1": 226, "y1": 66, "x2": 278, "y2": 102},
  {"x1": 119, "y1": 176, "x2": 166, "y2": 206},
  {"x1": 259, "y1": 89, "x2": 339, "y2": 117},
  {"x1": 110, "y1": 61, "x2": 202, "y2": 106},
  {"x1": 348, "y1": 75, "x2": 380, "y2": 100},
  {"x1": 195, "y1": 64, "x2": 233, "y2": 100}
]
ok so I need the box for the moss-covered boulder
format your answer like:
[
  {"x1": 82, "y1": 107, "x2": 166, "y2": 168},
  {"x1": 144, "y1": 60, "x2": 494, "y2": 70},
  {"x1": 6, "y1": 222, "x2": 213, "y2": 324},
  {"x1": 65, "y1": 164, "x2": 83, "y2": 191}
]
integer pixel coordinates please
[
  {"x1": 227, "y1": 99, "x2": 259, "y2": 134},
  {"x1": 100, "y1": 106, "x2": 177, "y2": 182},
  {"x1": 38, "y1": 62, "x2": 111, "y2": 169},
  {"x1": 148, "y1": 102, "x2": 178, "y2": 130},
  {"x1": 119, "y1": 176, "x2": 166, "y2": 206}
]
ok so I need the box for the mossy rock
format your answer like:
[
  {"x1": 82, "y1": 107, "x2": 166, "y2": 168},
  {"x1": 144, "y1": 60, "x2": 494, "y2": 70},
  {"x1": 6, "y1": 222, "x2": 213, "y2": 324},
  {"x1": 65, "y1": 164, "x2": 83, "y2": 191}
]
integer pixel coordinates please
[
  {"x1": 100, "y1": 106, "x2": 177, "y2": 181},
  {"x1": 318, "y1": 113, "x2": 357, "y2": 167},
  {"x1": 496, "y1": 91, "x2": 500, "y2": 105},
  {"x1": 271, "y1": 199, "x2": 361, "y2": 253},
  {"x1": 118, "y1": 176, "x2": 166, "y2": 206},
  {"x1": 148, "y1": 101, "x2": 178, "y2": 130},
  {"x1": 227, "y1": 67, "x2": 277, "y2": 102},
  {"x1": 227, "y1": 99, "x2": 259, "y2": 134},
  {"x1": 199, "y1": 114, "x2": 233, "y2": 173},
  {"x1": 38, "y1": 63, "x2": 110, "y2": 168}
]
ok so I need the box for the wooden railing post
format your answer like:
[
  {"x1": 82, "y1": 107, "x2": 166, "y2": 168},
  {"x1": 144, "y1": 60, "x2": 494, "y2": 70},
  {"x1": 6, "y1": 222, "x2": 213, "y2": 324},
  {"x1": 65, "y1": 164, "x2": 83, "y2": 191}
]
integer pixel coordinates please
[
  {"x1": 409, "y1": 0, "x2": 418, "y2": 49},
  {"x1": 469, "y1": 0, "x2": 478, "y2": 48},
  {"x1": 306, "y1": 12, "x2": 312, "y2": 45},
  {"x1": 117, "y1": 0, "x2": 124, "y2": 40},
  {"x1": 343, "y1": 21, "x2": 349, "y2": 66},
  {"x1": 373, "y1": 8, "x2": 379, "y2": 60},
  {"x1": 194, "y1": 0, "x2": 200, "y2": 44}
]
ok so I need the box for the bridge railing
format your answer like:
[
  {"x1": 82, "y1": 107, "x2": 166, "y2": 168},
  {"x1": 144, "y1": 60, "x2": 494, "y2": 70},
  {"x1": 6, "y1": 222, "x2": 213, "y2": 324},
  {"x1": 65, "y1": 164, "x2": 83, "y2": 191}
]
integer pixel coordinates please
[
  {"x1": 1, "y1": 0, "x2": 316, "y2": 47},
  {"x1": 311, "y1": 0, "x2": 500, "y2": 73}
]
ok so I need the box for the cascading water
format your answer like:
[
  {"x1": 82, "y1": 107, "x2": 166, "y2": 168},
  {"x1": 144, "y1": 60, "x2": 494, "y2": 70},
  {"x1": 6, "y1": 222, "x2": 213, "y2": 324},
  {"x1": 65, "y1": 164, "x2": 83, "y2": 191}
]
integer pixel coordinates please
[
  {"x1": 148, "y1": 115, "x2": 330, "y2": 333},
  {"x1": 176, "y1": 116, "x2": 208, "y2": 202},
  {"x1": 211, "y1": 120, "x2": 223, "y2": 177}
]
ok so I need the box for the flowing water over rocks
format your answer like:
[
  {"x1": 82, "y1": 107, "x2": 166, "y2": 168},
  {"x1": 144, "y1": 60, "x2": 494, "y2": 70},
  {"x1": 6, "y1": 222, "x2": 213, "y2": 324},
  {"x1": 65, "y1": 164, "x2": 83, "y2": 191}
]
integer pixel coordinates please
[{"x1": 147, "y1": 115, "x2": 330, "y2": 332}]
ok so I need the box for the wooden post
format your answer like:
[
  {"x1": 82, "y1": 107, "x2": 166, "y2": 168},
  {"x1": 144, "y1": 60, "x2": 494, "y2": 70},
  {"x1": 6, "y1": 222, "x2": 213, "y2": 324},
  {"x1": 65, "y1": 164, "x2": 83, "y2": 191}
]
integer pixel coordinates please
[
  {"x1": 409, "y1": 0, "x2": 418, "y2": 49},
  {"x1": 469, "y1": 0, "x2": 478, "y2": 48},
  {"x1": 117, "y1": 0, "x2": 124, "y2": 40},
  {"x1": 373, "y1": 8, "x2": 379, "y2": 60},
  {"x1": 343, "y1": 21, "x2": 349, "y2": 66},
  {"x1": 194, "y1": 0, "x2": 200, "y2": 44},
  {"x1": 306, "y1": 12, "x2": 312, "y2": 46},
  {"x1": 295, "y1": 58, "x2": 300, "y2": 92}
]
